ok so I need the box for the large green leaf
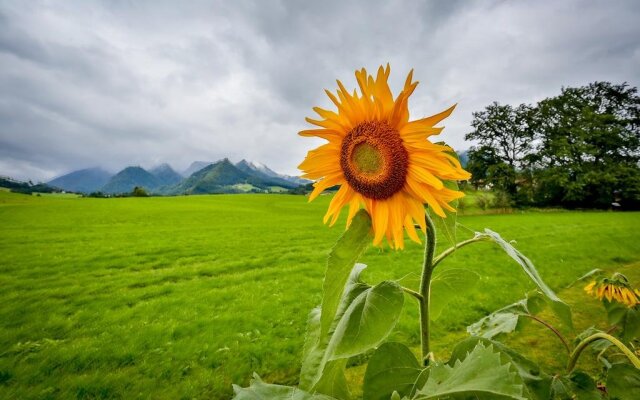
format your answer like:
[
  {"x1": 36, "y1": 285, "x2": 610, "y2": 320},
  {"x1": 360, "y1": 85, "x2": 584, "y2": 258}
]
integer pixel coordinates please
[
  {"x1": 311, "y1": 359, "x2": 350, "y2": 400},
  {"x1": 363, "y1": 342, "x2": 423, "y2": 400},
  {"x1": 430, "y1": 268, "x2": 480, "y2": 320},
  {"x1": 414, "y1": 342, "x2": 526, "y2": 399},
  {"x1": 327, "y1": 280, "x2": 404, "y2": 360},
  {"x1": 300, "y1": 264, "x2": 369, "y2": 397},
  {"x1": 607, "y1": 363, "x2": 640, "y2": 400},
  {"x1": 467, "y1": 292, "x2": 544, "y2": 338},
  {"x1": 232, "y1": 373, "x2": 337, "y2": 399},
  {"x1": 321, "y1": 210, "x2": 372, "y2": 338},
  {"x1": 483, "y1": 229, "x2": 573, "y2": 329},
  {"x1": 549, "y1": 371, "x2": 601, "y2": 400},
  {"x1": 449, "y1": 337, "x2": 552, "y2": 400},
  {"x1": 604, "y1": 301, "x2": 640, "y2": 342}
]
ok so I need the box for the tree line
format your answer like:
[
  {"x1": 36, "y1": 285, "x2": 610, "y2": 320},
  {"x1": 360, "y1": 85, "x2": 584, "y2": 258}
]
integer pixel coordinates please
[{"x1": 465, "y1": 81, "x2": 640, "y2": 209}]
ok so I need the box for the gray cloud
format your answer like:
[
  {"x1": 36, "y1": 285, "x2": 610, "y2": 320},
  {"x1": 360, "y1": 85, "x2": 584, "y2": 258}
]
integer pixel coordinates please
[{"x1": 1, "y1": 0, "x2": 639, "y2": 181}]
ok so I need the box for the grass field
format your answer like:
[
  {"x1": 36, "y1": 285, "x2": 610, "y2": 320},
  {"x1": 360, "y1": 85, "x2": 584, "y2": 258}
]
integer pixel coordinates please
[{"x1": 1, "y1": 191, "x2": 639, "y2": 399}]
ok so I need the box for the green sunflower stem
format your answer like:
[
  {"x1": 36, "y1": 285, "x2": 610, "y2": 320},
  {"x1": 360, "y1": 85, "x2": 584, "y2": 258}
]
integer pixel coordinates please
[
  {"x1": 419, "y1": 211, "x2": 437, "y2": 366},
  {"x1": 567, "y1": 332, "x2": 640, "y2": 373}
]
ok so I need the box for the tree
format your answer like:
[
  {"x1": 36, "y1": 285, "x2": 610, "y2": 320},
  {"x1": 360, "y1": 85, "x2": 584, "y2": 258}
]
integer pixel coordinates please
[
  {"x1": 132, "y1": 186, "x2": 149, "y2": 197},
  {"x1": 465, "y1": 103, "x2": 535, "y2": 168},
  {"x1": 532, "y1": 82, "x2": 640, "y2": 208},
  {"x1": 465, "y1": 103, "x2": 534, "y2": 198}
]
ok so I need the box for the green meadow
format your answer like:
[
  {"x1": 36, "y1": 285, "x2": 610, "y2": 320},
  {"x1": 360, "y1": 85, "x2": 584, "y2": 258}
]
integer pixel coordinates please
[{"x1": 1, "y1": 191, "x2": 639, "y2": 399}]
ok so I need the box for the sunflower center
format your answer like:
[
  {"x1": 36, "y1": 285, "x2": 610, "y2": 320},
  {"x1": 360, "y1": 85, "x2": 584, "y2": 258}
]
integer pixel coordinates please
[
  {"x1": 352, "y1": 143, "x2": 383, "y2": 175},
  {"x1": 340, "y1": 121, "x2": 409, "y2": 200}
]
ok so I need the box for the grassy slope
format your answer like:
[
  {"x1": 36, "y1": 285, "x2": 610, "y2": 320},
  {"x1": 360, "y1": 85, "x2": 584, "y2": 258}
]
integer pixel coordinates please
[{"x1": 0, "y1": 191, "x2": 638, "y2": 399}]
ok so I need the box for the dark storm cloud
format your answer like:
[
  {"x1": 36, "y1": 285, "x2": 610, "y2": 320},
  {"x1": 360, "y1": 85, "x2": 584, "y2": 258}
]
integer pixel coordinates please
[{"x1": 0, "y1": 0, "x2": 639, "y2": 181}]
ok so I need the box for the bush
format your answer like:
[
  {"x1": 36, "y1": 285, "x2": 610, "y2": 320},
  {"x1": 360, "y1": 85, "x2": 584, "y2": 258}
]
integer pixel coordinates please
[{"x1": 132, "y1": 187, "x2": 149, "y2": 197}]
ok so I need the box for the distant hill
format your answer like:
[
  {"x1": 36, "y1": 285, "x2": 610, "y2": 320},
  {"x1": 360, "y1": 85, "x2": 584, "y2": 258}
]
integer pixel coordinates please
[
  {"x1": 182, "y1": 161, "x2": 213, "y2": 177},
  {"x1": 150, "y1": 164, "x2": 182, "y2": 186},
  {"x1": 166, "y1": 159, "x2": 296, "y2": 194},
  {"x1": 48, "y1": 167, "x2": 112, "y2": 193},
  {"x1": 236, "y1": 159, "x2": 310, "y2": 186},
  {"x1": 9, "y1": 159, "x2": 307, "y2": 196},
  {"x1": 235, "y1": 160, "x2": 299, "y2": 188},
  {"x1": 102, "y1": 166, "x2": 162, "y2": 194},
  {"x1": 1, "y1": 176, "x2": 59, "y2": 194}
]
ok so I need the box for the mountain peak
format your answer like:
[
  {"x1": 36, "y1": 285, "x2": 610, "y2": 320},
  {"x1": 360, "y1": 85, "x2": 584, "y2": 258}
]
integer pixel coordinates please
[
  {"x1": 183, "y1": 161, "x2": 214, "y2": 177},
  {"x1": 48, "y1": 167, "x2": 112, "y2": 193},
  {"x1": 150, "y1": 163, "x2": 182, "y2": 186},
  {"x1": 102, "y1": 166, "x2": 161, "y2": 194}
]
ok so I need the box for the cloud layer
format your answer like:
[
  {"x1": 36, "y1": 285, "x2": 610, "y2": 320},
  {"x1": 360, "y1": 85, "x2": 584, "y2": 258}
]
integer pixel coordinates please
[{"x1": 1, "y1": 0, "x2": 639, "y2": 181}]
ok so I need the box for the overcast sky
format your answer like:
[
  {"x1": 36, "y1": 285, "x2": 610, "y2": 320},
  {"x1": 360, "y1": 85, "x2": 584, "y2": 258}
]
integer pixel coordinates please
[{"x1": 1, "y1": 0, "x2": 639, "y2": 181}]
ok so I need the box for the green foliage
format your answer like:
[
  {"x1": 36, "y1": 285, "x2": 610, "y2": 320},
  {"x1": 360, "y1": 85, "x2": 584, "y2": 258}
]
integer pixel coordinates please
[
  {"x1": 321, "y1": 210, "x2": 372, "y2": 339},
  {"x1": 449, "y1": 337, "x2": 552, "y2": 400},
  {"x1": 468, "y1": 82, "x2": 640, "y2": 209},
  {"x1": 603, "y1": 301, "x2": 640, "y2": 342},
  {"x1": 233, "y1": 374, "x2": 337, "y2": 399},
  {"x1": 132, "y1": 186, "x2": 149, "y2": 197},
  {"x1": 328, "y1": 281, "x2": 404, "y2": 359},
  {"x1": 482, "y1": 229, "x2": 573, "y2": 329},
  {"x1": 467, "y1": 292, "x2": 545, "y2": 338},
  {"x1": 549, "y1": 371, "x2": 601, "y2": 400},
  {"x1": 297, "y1": 212, "x2": 404, "y2": 398},
  {"x1": 607, "y1": 363, "x2": 640, "y2": 400},
  {"x1": 415, "y1": 343, "x2": 526, "y2": 399},
  {"x1": 363, "y1": 342, "x2": 422, "y2": 400}
]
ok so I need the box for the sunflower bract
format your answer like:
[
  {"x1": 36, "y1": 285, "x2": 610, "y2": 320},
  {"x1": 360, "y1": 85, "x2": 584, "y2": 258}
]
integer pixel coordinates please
[{"x1": 298, "y1": 64, "x2": 470, "y2": 249}]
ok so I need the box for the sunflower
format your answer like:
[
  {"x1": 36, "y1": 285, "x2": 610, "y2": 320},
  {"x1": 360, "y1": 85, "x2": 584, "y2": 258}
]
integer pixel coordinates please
[
  {"x1": 298, "y1": 64, "x2": 470, "y2": 249},
  {"x1": 584, "y1": 277, "x2": 640, "y2": 308}
]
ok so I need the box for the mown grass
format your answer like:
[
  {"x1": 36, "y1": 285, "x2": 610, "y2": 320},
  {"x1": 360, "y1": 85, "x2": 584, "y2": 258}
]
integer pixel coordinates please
[{"x1": 0, "y1": 191, "x2": 638, "y2": 399}]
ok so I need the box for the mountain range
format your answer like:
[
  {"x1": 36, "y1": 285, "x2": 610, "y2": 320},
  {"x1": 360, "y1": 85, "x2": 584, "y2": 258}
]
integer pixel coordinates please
[{"x1": 46, "y1": 159, "x2": 310, "y2": 195}]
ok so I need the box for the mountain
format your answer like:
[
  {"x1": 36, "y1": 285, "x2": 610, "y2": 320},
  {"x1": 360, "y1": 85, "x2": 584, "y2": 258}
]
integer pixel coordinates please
[
  {"x1": 278, "y1": 174, "x2": 311, "y2": 186},
  {"x1": 101, "y1": 166, "x2": 162, "y2": 194},
  {"x1": 237, "y1": 160, "x2": 280, "y2": 178},
  {"x1": 236, "y1": 159, "x2": 310, "y2": 186},
  {"x1": 167, "y1": 158, "x2": 296, "y2": 194},
  {"x1": 182, "y1": 161, "x2": 213, "y2": 177},
  {"x1": 48, "y1": 167, "x2": 112, "y2": 193},
  {"x1": 150, "y1": 163, "x2": 183, "y2": 186},
  {"x1": 235, "y1": 160, "x2": 299, "y2": 188}
]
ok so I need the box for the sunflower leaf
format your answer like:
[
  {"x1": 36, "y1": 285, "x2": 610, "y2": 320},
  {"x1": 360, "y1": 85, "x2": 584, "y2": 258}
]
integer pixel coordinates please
[
  {"x1": 467, "y1": 292, "x2": 544, "y2": 339},
  {"x1": 483, "y1": 229, "x2": 573, "y2": 329},
  {"x1": 430, "y1": 268, "x2": 480, "y2": 320},
  {"x1": 363, "y1": 342, "x2": 423, "y2": 400},
  {"x1": 327, "y1": 280, "x2": 404, "y2": 360},
  {"x1": 232, "y1": 373, "x2": 338, "y2": 400},
  {"x1": 607, "y1": 363, "x2": 640, "y2": 400},
  {"x1": 549, "y1": 371, "x2": 601, "y2": 400},
  {"x1": 449, "y1": 337, "x2": 553, "y2": 400},
  {"x1": 414, "y1": 342, "x2": 526, "y2": 399},
  {"x1": 300, "y1": 264, "x2": 369, "y2": 397},
  {"x1": 321, "y1": 210, "x2": 372, "y2": 339},
  {"x1": 603, "y1": 301, "x2": 640, "y2": 342}
]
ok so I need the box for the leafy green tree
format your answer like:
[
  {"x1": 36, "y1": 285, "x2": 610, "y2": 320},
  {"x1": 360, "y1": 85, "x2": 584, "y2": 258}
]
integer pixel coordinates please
[
  {"x1": 465, "y1": 103, "x2": 534, "y2": 197},
  {"x1": 532, "y1": 82, "x2": 640, "y2": 208},
  {"x1": 132, "y1": 186, "x2": 149, "y2": 197}
]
